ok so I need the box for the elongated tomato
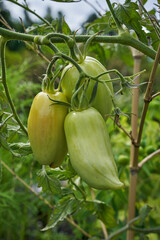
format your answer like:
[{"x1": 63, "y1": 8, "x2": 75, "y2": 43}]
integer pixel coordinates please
[
  {"x1": 28, "y1": 91, "x2": 68, "y2": 167},
  {"x1": 61, "y1": 56, "x2": 113, "y2": 119},
  {"x1": 64, "y1": 107, "x2": 123, "y2": 190}
]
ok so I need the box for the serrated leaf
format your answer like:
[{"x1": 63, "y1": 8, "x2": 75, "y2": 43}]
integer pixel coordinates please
[
  {"x1": 61, "y1": 187, "x2": 74, "y2": 197},
  {"x1": 84, "y1": 200, "x2": 117, "y2": 228},
  {"x1": 0, "y1": 134, "x2": 10, "y2": 151},
  {"x1": 46, "y1": 161, "x2": 76, "y2": 181},
  {"x1": 94, "y1": 200, "x2": 117, "y2": 228},
  {"x1": 139, "y1": 205, "x2": 152, "y2": 226},
  {"x1": 37, "y1": 169, "x2": 61, "y2": 194},
  {"x1": 42, "y1": 196, "x2": 79, "y2": 231},
  {"x1": 114, "y1": 0, "x2": 147, "y2": 44},
  {"x1": 47, "y1": 168, "x2": 76, "y2": 181},
  {"x1": 62, "y1": 16, "x2": 71, "y2": 35},
  {"x1": 0, "y1": 132, "x2": 22, "y2": 157},
  {"x1": 9, "y1": 142, "x2": 32, "y2": 156},
  {"x1": 84, "y1": 200, "x2": 95, "y2": 212},
  {"x1": 7, "y1": 124, "x2": 22, "y2": 133}
]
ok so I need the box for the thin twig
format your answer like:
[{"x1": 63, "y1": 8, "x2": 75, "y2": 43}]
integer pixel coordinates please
[
  {"x1": 90, "y1": 188, "x2": 108, "y2": 239},
  {"x1": 137, "y1": 44, "x2": 160, "y2": 146},
  {"x1": 0, "y1": 15, "x2": 12, "y2": 30},
  {"x1": 6, "y1": 0, "x2": 53, "y2": 28},
  {"x1": 107, "y1": 216, "x2": 140, "y2": 240},
  {"x1": 129, "y1": 226, "x2": 160, "y2": 234},
  {"x1": 66, "y1": 216, "x2": 91, "y2": 238},
  {"x1": 26, "y1": 42, "x2": 50, "y2": 63},
  {"x1": 1, "y1": 160, "x2": 54, "y2": 209},
  {"x1": 110, "y1": 116, "x2": 133, "y2": 141},
  {"x1": 2, "y1": 16, "x2": 50, "y2": 63},
  {"x1": 150, "y1": 92, "x2": 160, "y2": 101},
  {"x1": 83, "y1": 0, "x2": 102, "y2": 16},
  {"x1": 138, "y1": 149, "x2": 160, "y2": 169},
  {"x1": 137, "y1": 0, "x2": 160, "y2": 39}
]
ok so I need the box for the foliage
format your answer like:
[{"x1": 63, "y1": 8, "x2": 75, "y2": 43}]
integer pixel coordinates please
[{"x1": 0, "y1": 0, "x2": 160, "y2": 240}]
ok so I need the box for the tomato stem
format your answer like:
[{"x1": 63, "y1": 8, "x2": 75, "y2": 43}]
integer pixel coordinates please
[
  {"x1": 46, "y1": 56, "x2": 60, "y2": 79},
  {"x1": 43, "y1": 33, "x2": 80, "y2": 61},
  {"x1": 0, "y1": 38, "x2": 28, "y2": 135},
  {"x1": 0, "y1": 28, "x2": 157, "y2": 60},
  {"x1": 105, "y1": 0, "x2": 124, "y2": 33}
]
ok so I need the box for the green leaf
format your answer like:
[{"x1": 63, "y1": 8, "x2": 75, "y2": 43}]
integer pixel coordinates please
[
  {"x1": 0, "y1": 134, "x2": 10, "y2": 151},
  {"x1": 0, "y1": 132, "x2": 22, "y2": 157},
  {"x1": 85, "y1": 200, "x2": 117, "y2": 228},
  {"x1": 85, "y1": 12, "x2": 114, "y2": 35},
  {"x1": 95, "y1": 201, "x2": 117, "y2": 228},
  {"x1": 7, "y1": 124, "x2": 22, "y2": 133},
  {"x1": 46, "y1": 168, "x2": 76, "y2": 181},
  {"x1": 42, "y1": 196, "x2": 79, "y2": 231},
  {"x1": 62, "y1": 16, "x2": 71, "y2": 35},
  {"x1": 88, "y1": 43, "x2": 107, "y2": 66},
  {"x1": 37, "y1": 169, "x2": 61, "y2": 194},
  {"x1": 114, "y1": 0, "x2": 147, "y2": 44},
  {"x1": 9, "y1": 142, "x2": 32, "y2": 156},
  {"x1": 46, "y1": 160, "x2": 76, "y2": 181},
  {"x1": 139, "y1": 205, "x2": 152, "y2": 226}
]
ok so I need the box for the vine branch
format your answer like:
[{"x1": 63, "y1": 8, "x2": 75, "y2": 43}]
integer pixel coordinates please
[
  {"x1": 138, "y1": 149, "x2": 160, "y2": 169},
  {"x1": 0, "y1": 38, "x2": 28, "y2": 135},
  {"x1": 105, "y1": 0, "x2": 123, "y2": 33},
  {"x1": 110, "y1": 116, "x2": 134, "y2": 142},
  {"x1": 150, "y1": 92, "x2": 160, "y2": 101},
  {"x1": 107, "y1": 215, "x2": 160, "y2": 240},
  {"x1": 137, "y1": 44, "x2": 160, "y2": 148},
  {"x1": 0, "y1": 27, "x2": 157, "y2": 60}
]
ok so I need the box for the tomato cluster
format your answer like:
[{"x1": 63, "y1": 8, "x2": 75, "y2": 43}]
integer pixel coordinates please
[{"x1": 28, "y1": 56, "x2": 123, "y2": 190}]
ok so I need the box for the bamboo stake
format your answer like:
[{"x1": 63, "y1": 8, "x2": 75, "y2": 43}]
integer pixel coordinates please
[{"x1": 127, "y1": 48, "x2": 142, "y2": 240}]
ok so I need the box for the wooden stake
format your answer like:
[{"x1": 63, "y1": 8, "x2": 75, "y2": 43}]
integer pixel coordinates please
[{"x1": 127, "y1": 48, "x2": 142, "y2": 240}]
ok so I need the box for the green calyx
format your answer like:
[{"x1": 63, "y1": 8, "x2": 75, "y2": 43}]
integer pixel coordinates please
[
  {"x1": 71, "y1": 75, "x2": 98, "y2": 112},
  {"x1": 42, "y1": 74, "x2": 57, "y2": 94}
]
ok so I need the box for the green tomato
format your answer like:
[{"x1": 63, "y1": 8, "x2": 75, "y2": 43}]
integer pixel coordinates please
[
  {"x1": 118, "y1": 155, "x2": 129, "y2": 165},
  {"x1": 146, "y1": 145, "x2": 156, "y2": 155},
  {"x1": 64, "y1": 107, "x2": 123, "y2": 190},
  {"x1": 61, "y1": 56, "x2": 113, "y2": 119},
  {"x1": 28, "y1": 91, "x2": 68, "y2": 167}
]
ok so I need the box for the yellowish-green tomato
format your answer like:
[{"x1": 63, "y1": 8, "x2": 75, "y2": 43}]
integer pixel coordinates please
[{"x1": 28, "y1": 91, "x2": 68, "y2": 168}]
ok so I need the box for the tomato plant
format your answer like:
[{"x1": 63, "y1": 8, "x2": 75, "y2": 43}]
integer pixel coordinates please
[{"x1": 0, "y1": 0, "x2": 160, "y2": 240}]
